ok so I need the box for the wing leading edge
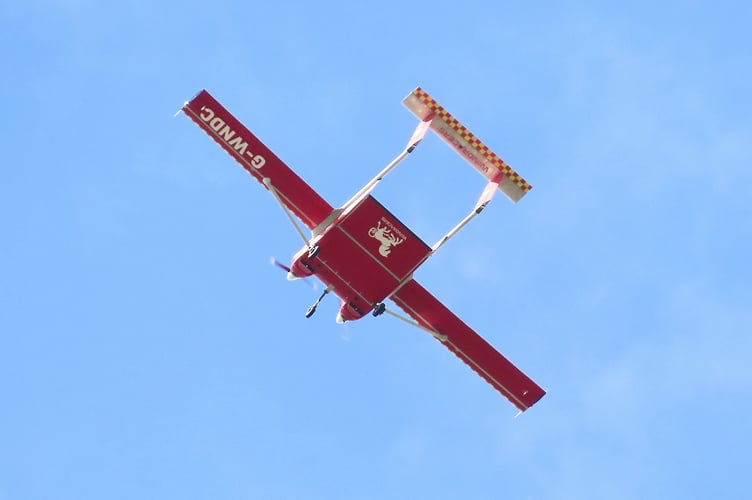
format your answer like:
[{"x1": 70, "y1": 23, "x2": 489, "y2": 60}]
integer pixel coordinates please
[{"x1": 391, "y1": 279, "x2": 545, "y2": 412}]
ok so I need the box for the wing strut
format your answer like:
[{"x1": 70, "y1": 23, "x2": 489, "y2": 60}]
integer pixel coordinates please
[
  {"x1": 262, "y1": 177, "x2": 312, "y2": 249},
  {"x1": 383, "y1": 306, "x2": 448, "y2": 342},
  {"x1": 389, "y1": 278, "x2": 546, "y2": 412}
]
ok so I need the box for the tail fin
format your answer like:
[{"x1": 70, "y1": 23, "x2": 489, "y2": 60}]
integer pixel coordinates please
[{"x1": 402, "y1": 87, "x2": 532, "y2": 203}]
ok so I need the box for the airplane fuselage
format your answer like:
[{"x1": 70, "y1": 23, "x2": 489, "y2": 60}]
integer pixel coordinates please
[{"x1": 289, "y1": 195, "x2": 431, "y2": 322}]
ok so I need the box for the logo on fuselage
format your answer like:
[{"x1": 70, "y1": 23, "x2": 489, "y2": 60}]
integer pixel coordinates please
[{"x1": 368, "y1": 219, "x2": 405, "y2": 257}]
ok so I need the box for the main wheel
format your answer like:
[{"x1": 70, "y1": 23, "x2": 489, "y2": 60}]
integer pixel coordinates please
[{"x1": 372, "y1": 302, "x2": 386, "y2": 317}]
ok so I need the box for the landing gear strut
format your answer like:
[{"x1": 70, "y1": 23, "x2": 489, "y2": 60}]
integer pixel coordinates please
[{"x1": 305, "y1": 285, "x2": 333, "y2": 318}]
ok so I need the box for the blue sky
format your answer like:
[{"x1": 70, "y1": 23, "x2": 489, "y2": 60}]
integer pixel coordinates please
[{"x1": 2, "y1": 1, "x2": 750, "y2": 499}]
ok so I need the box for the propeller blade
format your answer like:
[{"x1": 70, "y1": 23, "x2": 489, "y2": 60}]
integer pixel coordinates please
[
  {"x1": 270, "y1": 257, "x2": 291, "y2": 273},
  {"x1": 270, "y1": 257, "x2": 318, "y2": 290}
]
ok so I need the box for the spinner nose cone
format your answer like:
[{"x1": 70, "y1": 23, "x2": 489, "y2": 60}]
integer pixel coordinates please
[
  {"x1": 286, "y1": 271, "x2": 298, "y2": 281},
  {"x1": 335, "y1": 312, "x2": 347, "y2": 324}
]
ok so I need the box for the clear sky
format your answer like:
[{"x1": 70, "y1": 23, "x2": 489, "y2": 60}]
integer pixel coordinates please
[{"x1": 2, "y1": 1, "x2": 750, "y2": 499}]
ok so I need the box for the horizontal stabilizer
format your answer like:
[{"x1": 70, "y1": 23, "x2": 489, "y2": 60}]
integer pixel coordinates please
[{"x1": 402, "y1": 87, "x2": 532, "y2": 203}]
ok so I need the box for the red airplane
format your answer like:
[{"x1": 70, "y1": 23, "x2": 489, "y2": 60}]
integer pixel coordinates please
[{"x1": 180, "y1": 88, "x2": 545, "y2": 413}]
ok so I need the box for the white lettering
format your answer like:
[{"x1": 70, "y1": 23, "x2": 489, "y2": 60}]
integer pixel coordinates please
[
  {"x1": 219, "y1": 125, "x2": 235, "y2": 141},
  {"x1": 200, "y1": 106, "x2": 215, "y2": 121},
  {"x1": 209, "y1": 117, "x2": 226, "y2": 132},
  {"x1": 227, "y1": 136, "x2": 248, "y2": 156},
  {"x1": 251, "y1": 155, "x2": 266, "y2": 168},
  {"x1": 379, "y1": 216, "x2": 407, "y2": 241},
  {"x1": 197, "y1": 106, "x2": 263, "y2": 168}
]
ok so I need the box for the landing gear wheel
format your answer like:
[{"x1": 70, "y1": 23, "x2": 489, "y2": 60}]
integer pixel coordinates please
[
  {"x1": 308, "y1": 245, "x2": 320, "y2": 259},
  {"x1": 372, "y1": 302, "x2": 386, "y2": 317},
  {"x1": 305, "y1": 286, "x2": 332, "y2": 318}
]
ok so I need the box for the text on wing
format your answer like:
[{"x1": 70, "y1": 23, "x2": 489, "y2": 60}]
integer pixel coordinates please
[{"x1": 199, "y1": 106, "x2": 266, "y2": 169}]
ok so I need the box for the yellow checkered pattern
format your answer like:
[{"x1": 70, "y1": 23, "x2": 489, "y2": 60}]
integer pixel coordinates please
[{"x1": 413, "y1": 88, "x2": 532, "y2": 194}]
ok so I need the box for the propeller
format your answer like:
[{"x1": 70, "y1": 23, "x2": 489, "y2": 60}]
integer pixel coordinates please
[
  {"x1": 269, "y1": 257, "x2": 317, "y2": 290},
  {"x1": 270, "y1": 257, "x2": 291, "y2": 273}
]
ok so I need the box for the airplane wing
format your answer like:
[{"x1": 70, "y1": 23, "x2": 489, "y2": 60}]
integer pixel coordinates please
[
  {"x1": 391, "y1": 279, "x2": 545, "y2": 412},
  {"x1": 182, "y1": 90, "x2": 334, "y2": 230}
]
